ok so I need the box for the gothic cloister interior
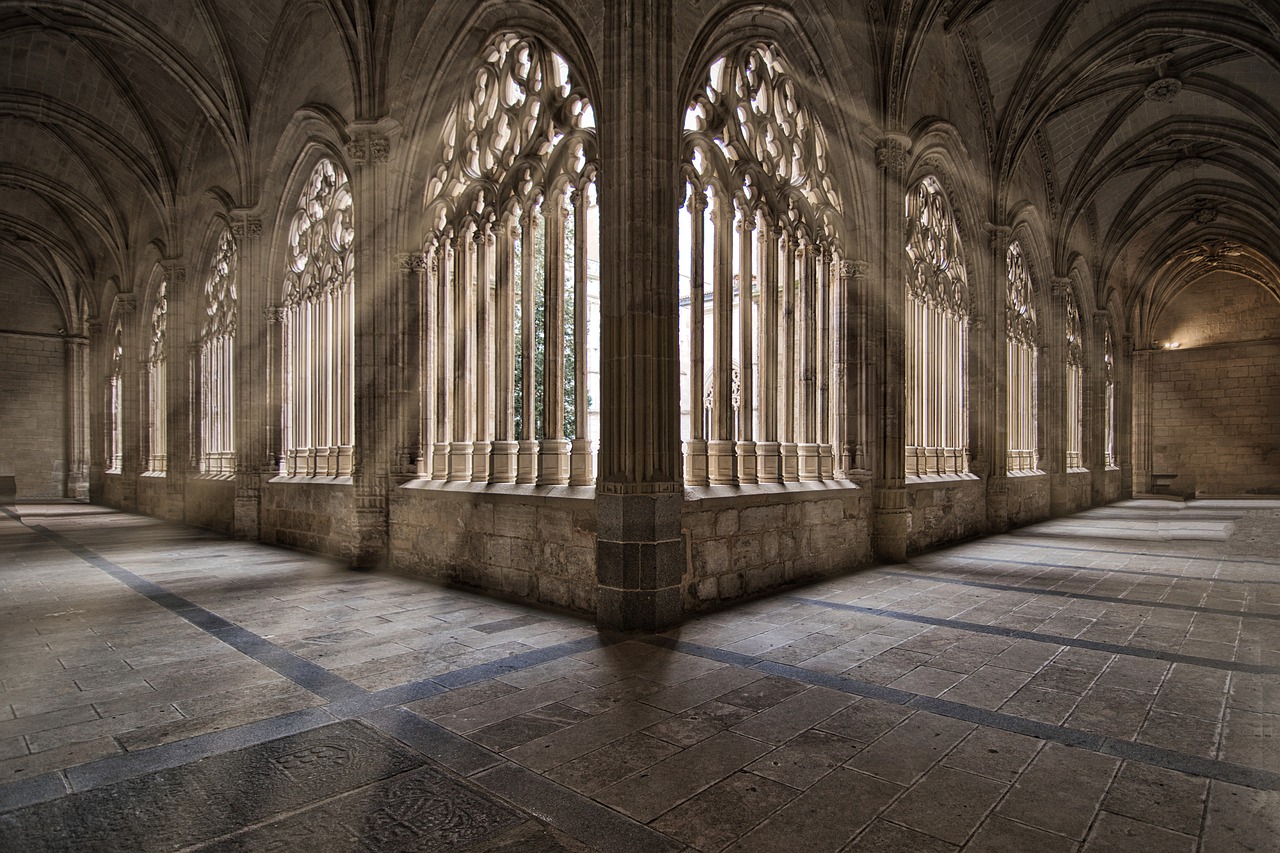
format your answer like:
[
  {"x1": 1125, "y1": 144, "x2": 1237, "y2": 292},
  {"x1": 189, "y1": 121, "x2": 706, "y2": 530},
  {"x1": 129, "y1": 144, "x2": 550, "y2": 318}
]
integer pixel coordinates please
[{"x1": 1, "y1": 1, "x2": 1278, "y2": 850}]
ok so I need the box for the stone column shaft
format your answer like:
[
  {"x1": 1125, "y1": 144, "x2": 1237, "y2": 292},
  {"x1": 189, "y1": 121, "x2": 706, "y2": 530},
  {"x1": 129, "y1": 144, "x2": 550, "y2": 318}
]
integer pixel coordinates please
[{"x1": 595, "y1": 0, "x2": 683, "y2": 630}]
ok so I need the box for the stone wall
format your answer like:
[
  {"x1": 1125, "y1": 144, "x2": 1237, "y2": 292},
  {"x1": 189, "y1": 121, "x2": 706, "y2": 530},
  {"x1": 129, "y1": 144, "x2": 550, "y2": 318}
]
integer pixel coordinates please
[
  {"x1": 1051, "y1": 471, "x2": 1092, "y2": 516},
  {"x1": 1151, "y1": 339, "x2": 1280, "y2": 496},
  {"x1": 682, "y1": 485, "x2": 873, "y2": 611},
  {"x1": 261, "y1": 480, "x2": 356, "y2": 558},
  {"x1": 1007, "y1": 472, "x2": 1051, "y2": 527},
  {"x1": 0, "y1": 334, "x2": 65, "y2": 498},
  {"x1": 906, "y1": 476, "x2": 985, "y2": 553},
  {"x1": 136, "y1": 475, "x2": 170, "y2": 519},
  {"x1": 390, "y1": 484, "x2": 597, "y2": 614},
  {"x1": 186, "y1": 477, "x2": 236, "y2": 535}
]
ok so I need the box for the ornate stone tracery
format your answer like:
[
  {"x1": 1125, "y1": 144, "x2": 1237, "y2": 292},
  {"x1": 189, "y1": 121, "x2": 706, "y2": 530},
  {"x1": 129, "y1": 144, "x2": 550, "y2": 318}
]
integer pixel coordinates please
[
  {"x1": 282, "y1": 158, "x2": 356, "y2": 477},
  {"x1": 905, "y1": 175, "x2": 968, "y2": 476},
  {"x1": 107, "y1": 322, "x2": 124, "y2": 472},
  {"x1": 681, "y1": 42, "x2": 845, "y2": 486},
  {"x1": 200, "y1": 227, "x2": 237, "y2": 474},
  {"x1": 422, "y1": 33, "x2": 599, "y2": 487},
  {"x1": 1005, "y1": 241, "x2": 1038, "y2": 472},
  {"x1": 146, "y1": 279, "x2": 168, "y2": 474}
]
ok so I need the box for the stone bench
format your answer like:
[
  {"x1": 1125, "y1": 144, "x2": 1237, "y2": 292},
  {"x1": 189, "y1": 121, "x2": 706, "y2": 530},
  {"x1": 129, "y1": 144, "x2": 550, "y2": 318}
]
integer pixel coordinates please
[{"x1": 1150, "y1": 472, "x2": 1178, "y2": 495}]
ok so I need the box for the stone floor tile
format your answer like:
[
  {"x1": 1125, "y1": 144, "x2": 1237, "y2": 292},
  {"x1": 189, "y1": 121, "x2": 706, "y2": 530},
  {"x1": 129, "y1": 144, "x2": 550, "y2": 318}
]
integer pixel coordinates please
[
  {"x1": 640, "y1": 665, "x2": 764, "y2": 714},
  {"x1": 745, "y1": 729, "x2": 861, "y2": 790},
  {"x1": 988, "y1": 639, "x2": 1063, "y2": 673},
  {"x1": 941, "y1": 726, "x2": 1043, "y2": 783},
  {"x1": 1080, "y1": 811, "x2": 1196, "y2": 853},
  {"x1": 651, "y1": 771, "x2": 798, "y2": 852},
  {"x1": 815, "y1": 698, "x2": 911, "y2": 744},
  {"x1": 713, "y1": 675, "x2": 808, "y2": 712},
  {"x1": 595, "y1": 731, "x2": 772, "y2": 823},
  {"x1": 724, "y1": 768, "x2": 902, "y2": 853},
  {"x1": 880, "y1": 764, "x2": 1008, "y2": 846},
  {"x1": 887, "y1": 665, "x2": 966, "y2": 697},
  {"x1": 1219, "y1": 707, "x2": 1280, "y2": 771},
  {"x1": 432, "y1": 678, "x2": 587, "y2": 734},
  {"x1": 560, "y1": 676, "x2": 666, "y2": 715},
  {"x1": 1138, "y1": 709, "x2": 1220, "y2": 759},
  {"x1": 470, "y1": 704, "x2": 593, "y2": 753},
  {"x1": 544, "y1": 732, "x2": 681, "y2": 795},
  {"x1": 1101, "y1": 762, "x2": 1208, "y2": 836},
  {"x1": 964, "y1": 815, "x2": 1079, "y2": 852},
  {"x1": 505, "y1": 701, "x2": 671, "y2": 772},
  {"x1": 1065, "y1": 686, "x2": 1153, "y2": 739},
  {"x1": 938, "y1": 665, "x2": 1035, "y2": 710},
  {"x1": 644, "y1": 700, "x2": 756, "y2": 748},
  {"x1": 0, "y1": 734, "x2": 121, "y2": 783},
  {"x1": 840, "y1": 818, "x2": 959, "y2": 852},
  {"x1": 995, "y1": 742, "x2": 1119, "y2": 840},
  {"x1": 730, "y1": 686, "x2": 853, "y2": 745},
  {"x1": 1201, "y1": 781, "x2": 1279, "y2": 853},
  {"x1": 843, "y1": 711, "x2": 974, "y2": 785},
  {"x1": 998, "y1": 684, "x2": 1080, "y2": 724}
]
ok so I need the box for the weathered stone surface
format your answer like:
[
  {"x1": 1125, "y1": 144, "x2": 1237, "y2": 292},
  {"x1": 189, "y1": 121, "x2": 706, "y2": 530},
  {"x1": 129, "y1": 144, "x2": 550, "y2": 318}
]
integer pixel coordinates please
[{"x1": 0, "y1": 722, "x2": 425, "y2": 852}]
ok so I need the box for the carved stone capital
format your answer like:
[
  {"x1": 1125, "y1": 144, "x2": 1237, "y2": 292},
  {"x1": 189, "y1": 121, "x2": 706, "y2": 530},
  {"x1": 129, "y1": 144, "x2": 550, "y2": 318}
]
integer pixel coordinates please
[
  {"x1": 264, "y1": 305, "x2": 286, "y2": 324},
  {"x1": 186, "y1": 342, "x2": 202, "y2": 357},
  {"x1": 1051, "y1": 277, "x2": 1073, "y2": 298},
  {"x1": 875, "y1": 134, "x2": 911, "y2": 177},
  {"x1": 88, "y1": 320, "x2": 105, "y2": 335},
  {"x1": 231, "y1": 217, "x2": 262, "y2": 239},
  {"x1": 396, "y1": 252, "x2": 430, "y2": 273},
  {"x1": 161, "y1": 261, "x2": 186, "y2": 286},
  {"x1": 346, "y1": 133, "x2": 392, "y2": 166},
  {"x1": 841, "y1": 259, "x2": 870, "y2": 279},
  {"x1": 970, "y1": 311, "x2": 988, "y2": 330},
  {"x1": 114, "y1": 294, "x2": 137, "y2": 314},
  {"x1": 985, "y1": 224, "x2": 1012, "y2": 252}
]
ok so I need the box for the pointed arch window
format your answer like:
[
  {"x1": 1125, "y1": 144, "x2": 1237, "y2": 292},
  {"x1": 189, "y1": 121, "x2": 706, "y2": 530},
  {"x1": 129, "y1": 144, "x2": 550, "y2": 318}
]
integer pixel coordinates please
[
  {"x1": 1064, "y1": 290, "x2": 1085, "y2": 469},
  {"x1": 421, "y1": 33, "x2": 600, "y2": 486},
  {"x1": 905, "y1": 176, "x2": 968, "y2": 476},
  {"x1": 282, "y1": 158, "x2": 355, "y2": 477},
  {"x1": 107, "y1": 322, "x2": 124, "y2": 473},
  {"x1": 146, "y1": 280, "x2": 168, "y2": 474},
  {"x1": 680, "y1": 43, "x2": 845, "y2": 485},
  {"x1": 1006, "y1": 241, "x2": 1039, "y2": 473},
  {"x1": 200, "y1": 227, "x2": 237, "y2": 474},
  {"x1": 1104, "y1": 326, "x2": 1116, "y2": 468}
]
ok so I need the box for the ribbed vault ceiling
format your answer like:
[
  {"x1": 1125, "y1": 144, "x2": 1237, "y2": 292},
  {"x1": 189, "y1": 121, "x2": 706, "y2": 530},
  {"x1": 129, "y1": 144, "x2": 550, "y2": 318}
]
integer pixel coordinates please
[{"x1": 0, "y1": 0, "x2": 1276, "y2": 339}]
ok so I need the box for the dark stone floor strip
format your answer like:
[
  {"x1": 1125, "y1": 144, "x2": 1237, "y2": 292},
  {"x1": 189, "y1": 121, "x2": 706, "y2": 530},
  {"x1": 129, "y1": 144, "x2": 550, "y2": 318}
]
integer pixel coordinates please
[
  {"x1": 1000, "y1": 535, "x2": 1280, "y2": 568},
  {"x1": 877, "y1": 569, "x2": 1280, "y2": 621},
  {"x1": 29, "y1": 524, "x2": 366, "y2": 702},
  {"x1": 643, "y1": 637, "x2": 1280, "y2": 792},
  {"x1": 940, "y1": 552, "x2": 1280, "y2": 586},
  {"x1": 786, "y1": 595, "x2": 1280, "y2": 675}
]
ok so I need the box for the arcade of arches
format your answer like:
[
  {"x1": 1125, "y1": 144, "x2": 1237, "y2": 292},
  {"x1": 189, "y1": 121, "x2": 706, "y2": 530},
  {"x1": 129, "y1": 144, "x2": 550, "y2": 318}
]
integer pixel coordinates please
[{"x1": 1, "y1": 0, "x2": 1279, "y2": 634}]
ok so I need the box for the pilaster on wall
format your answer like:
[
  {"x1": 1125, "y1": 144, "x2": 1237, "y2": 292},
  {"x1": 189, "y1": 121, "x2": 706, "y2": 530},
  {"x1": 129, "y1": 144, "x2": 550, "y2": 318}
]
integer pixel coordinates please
[
  {"x1": 1088, "y1": 309, "x2": 1109, "y2": 505},
  {"x1": 1131, "y1": 345, "x2": 1152, "y2": 495},
  {"x1": 232, "y1": 212, "x2": 266, "y2": 539},
  {"x1": 87, "y1": 319, "x2": 106, "y2": 502},
  {"x1": 347, "y1": 119, "x2": 400, "y2": 568},
  {"x1": 595, "y1": 0, "x2": 684, "y2": 630},
  {"x1": 872, "y1": 133, "x2": 911, "y2": 561},
  {"x1": 1047, "y1": 276, "x2": 1070, "y2": 515},
  {"x1": 843, "y1": 259, "x2": 871, "y2": 477},
  {"x1": 116, "y1": 293, "x2": 140, "y2": 510},
  {"x1": 65, "y1": 334, "x2": 90, "y2": 499},
  {"x1": 160, "y1": 260, "x2": 190, "y2": 521},
  {"x1": 984, "y1": 225, "x2": 1011, "y2": 533},
  {"x1": 1119, "y1": 335, "x2": 1135, "y2": 498}
]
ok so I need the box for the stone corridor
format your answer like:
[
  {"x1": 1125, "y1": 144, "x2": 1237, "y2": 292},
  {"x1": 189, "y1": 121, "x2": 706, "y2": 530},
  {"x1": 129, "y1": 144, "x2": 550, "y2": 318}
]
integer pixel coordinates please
[{"x1": 1, "y1": 499, "x2": 1277, "y2": 851}]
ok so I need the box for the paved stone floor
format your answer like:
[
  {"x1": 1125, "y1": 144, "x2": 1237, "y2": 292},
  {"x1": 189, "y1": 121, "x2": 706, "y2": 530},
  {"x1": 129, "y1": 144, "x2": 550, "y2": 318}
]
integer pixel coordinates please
[{"x1": 1, "y1": 499, "x2": 1277, "y2": 852}]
